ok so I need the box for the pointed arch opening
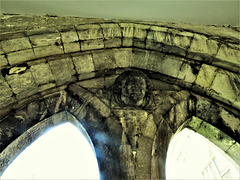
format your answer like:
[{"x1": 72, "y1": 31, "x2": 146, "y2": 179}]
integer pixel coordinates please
[
  {"x1": 166, "y1": 128, "x2": 240, "y2": 179},
  {"x1": 0, "y1": 111, "x2": 100, "y2": 180}
]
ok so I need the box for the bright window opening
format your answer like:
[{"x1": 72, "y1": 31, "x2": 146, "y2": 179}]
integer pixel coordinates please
[
  {"x1": 166, "y1": 128, "x2": 240, "y2": 180},
  {"x1": 1, "y1": 123, "x2": 100, "y2": 180}
]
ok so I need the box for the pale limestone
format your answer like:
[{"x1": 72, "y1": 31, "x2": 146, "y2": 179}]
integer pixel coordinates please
[
  {"x1": 216, "y1": 44, "x2": 240, "y2": 66},
  {"x1": 48, "y1": 57, "x2": 76, "y2": 85},
  {"x1": 195, "y1": 64, "x2": 217, "y2": 88},
  {"x1": 29, "y1": 33, "x2": 61, "y2": 47},
  {"x1": 61, "y1": 30, "x2": 79, "y2": 43},
  {"x1": 77, "y1": 24, "x2": 103, "y2": 40},
  {"x1": 9, "y1": 67, "x2": 27, "y2": 74},
  {"x1": 100, "y1": 23, "x2": 122, "y2": 39},
  {"x1": 0, "y1": 55, "x2": 8, "y2": 67},
  {"x1": 30, "y1": 63, "x2": 55, "y2": 85},
  {"x1": 63, "y1": 42, "x2": 81, "y2": 53},
  {"x1": 178, "y1": 63, "x2": 197, "y2": 83},
  {"x1": 1, "y1": 37, "x2": 32, "y2": 53},
  {"x1": 92, "y1": 49, "x2": 117, "y2": 70},
  {"x1": 188, "y1": 34, "x2": 219, "y2": 56},
  {"x1": 134, "y1": 24, "x2": 150, "y2": 40},
  {"x1": 104, "y1": 38, "x2": 121, "y2": 48},
  {"x1": 72, "y1": 53, "x2": 95, "y2": 74},
  {"x1": 114, "y1": 48, "x2": 132, "y2": 68},
  {"x1": 120, "y1": 23, "x2": 134, "y2": 38},
  {"x1": 5, "y1": 70, "x2": 37, "y2": 94},
  {"x1": 34, "y1": 45, "x2": 64, "y2": 58},
  {"x1": 0, "y1": 74, "x2": 13, "y2": 101},
  {"x1": 81, "y1": 39, "x2": 104, "y2": 51},
  {"x1": 7, "y1": 49, "x2": 35, "y2": 65}
]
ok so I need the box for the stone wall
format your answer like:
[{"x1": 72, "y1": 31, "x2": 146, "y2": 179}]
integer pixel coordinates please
[{"x1": 0, "y1": 14, "x2": 239, "y2": 179}]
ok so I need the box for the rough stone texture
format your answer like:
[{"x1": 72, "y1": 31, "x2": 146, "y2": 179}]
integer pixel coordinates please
[
  {"x1": 48, "y1": 57, "x2": 76, "y2": 85},
  {"x1": 81, "y1": 39, "x2": 104, "y2": 51},
  {"x1": 5, "y1": 70, "x2": 37, "y2": 95},
  {"x1": 30, "y1": 63, "x2": 55, "y2": 85},
  {"x1": 0, "y1": 55, "x2": 8, "y2": 68},
  {"x1": 1, "y1": 37, "x2": 32, "y2": 53},
  {"x1": 101, "y1": 23, "x2": 122, "y2": 39},
  {"x1": 72, "y1": 53, "x2": 95, "y2": 74},
  {"x1": 29, "y1": 33, "x2": 61, "y2": 47},
  {"x1": 34, "y1": 45, "x2": 64, "y2": 58},
  {"x1": 0, "y1": 74, "x2": 14, "y2": 108},
  {"x1": 7, "y1": 49, "x2": 35, "y2": 65},
  {"x1": 60, "y1": 30, "x2": 79, "y2": 43},
  {"x1": 63, "y1": 42, "x2": 81, "y2": 53},
  {"x1": 76, "y1": 24, "x2": 103, "y2": 40}
]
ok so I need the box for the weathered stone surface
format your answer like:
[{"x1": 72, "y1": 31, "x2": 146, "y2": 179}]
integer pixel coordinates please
[
  {"x1": 100, "y1": 23, "x2": 121, "y2": 39},
  {"x1": 0, "y1": 37, "x2": 32, "y2": 53},
  {"x1": 142, "y1": 114, "x2": 156, "y2": 139},
  {"x1": 0, "y1": 74, "x2": 13, "y2": 104},
  {"x1": 88, "y1": 97, "x2": 111, "y2": 118},
  {"x1": 38, "y1": 83, "x2": 56, "y2": 92},
  {"x1": 63, "y1": 42, "x2": 81, "y2": 53},
  {"x1": 5, "y1": 70, "x2": 37, "y2": 94},
  {"x1": 211, "y1": 71, "x2": 240, "y2": 103},
  {"x1": 122, "y1": 38, "x2": 133, "y2": 46},
  {"x1": 104, "y1": 38, "x2": 121, "y2": 48},
  {"x1": 48, "y1": 57, "x2": 76, "y2": 85},
  {"x1": 147, "y1": 51, "x2": 165, "y2": 72},
  {"x1": 27, "y1": 58, "x2": 46, "y2": 66},
  {"x1": 134, "y1": 24, "x2": 150, "y2": 40},
  {"x1": 119, "y1": 23, "x2": 134, "y2": 38},
  {"x1": 7, "y1": 49, "x2": 35, "y2": 65},
  {"x1": 92, "y1": 49, "x2": 117, "y2": 70},
  {"x1": 146, "y1": 40, "x2": 163, "y2": 51},
  {"x1": 159, "y1": 55, "x2": 183, "y2": 78},
  {"x1": 60, "y1": 30, "x2": 79, "y2": 43},
  {"x1": 26, "y1": 27, "x2": 58, "y2": 36},
  {"x1": 147, "y1": 30, "x2": 165, "y2": 43},
  {"x1": 197, "y1": 121, "x2": 235, "y2": 151},
  {"x1": 78, "y1": 72, "x2": 96, "y2": 81},
  {"x1": 114, "y1": 48, "x2": 132, "y2": 68},
  {"x1": 0, "y1": 45, "x2": 4, "y2": 55},
  {"x1": 188, "y1": 34, "x2": 219, "y2": 59},
  {"x1": 0, "y1": 55, "x2": 8, "y2": 68},
  {"x1": 216, "y1": 44, "x2": 240, "y2": 66},
  {"x1": 34, "y1": 45, "x2": 64, "y2": 58},
  {"x1": 195, "y1": 64, "x2": 217, "y2": 89},
  {"x1": 226, "y1": 142, "x2": 240, "y2": 166},
  {"x1": 29, "y1": 33, "x2": 61, "y2": 47},
  {"x1": 76, "y1": 24, "x2": 103, "y2": 40},
  {"x1": 132, "y1": 49, "x2": 149, "y2": 69},
  {"x1": 72, "y1": 53, "x2": 94, "y2": 74},
  {"x1": 178, "y1": 63, "x2": 197, "y2": 83},
  {"x1": 81, "y1": 39, "x2": 104, "y2": 51},
  {"x1": 30, "y1": 63, "x2": 55, "y2": 85},
  {"x1": 77, "y1": 77, "x2": 105, "y2": 88}
]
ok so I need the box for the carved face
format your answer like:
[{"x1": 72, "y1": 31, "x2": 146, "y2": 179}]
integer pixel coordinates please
[{"x1": 121, "y1": 76, "x2": 147, "y2": 106}]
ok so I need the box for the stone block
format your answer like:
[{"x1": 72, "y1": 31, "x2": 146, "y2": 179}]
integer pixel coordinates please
[
  {"x1": 92, "y1": 49, "x2": 117, "y2": 70},
  {"x1": 48, "y1": 57, "x2": 76, "y2": 85},
  {"x1": 113, "y1": 48, "x2": 132, "y2": 68},
  {"x1": 63, "y1": 42, "x2": 81, "y2": 53},
  {"x1": 147, "y1": 30, "x2": 166, "y2": 43},
  {"x1": 133, "y1": 39, "x2": 145, "y2": 48},
  {"x1": 26, "y1": 27, "x2": 58, "y2": 36},
  {"x1": 142, "y1": 114, "x2": 156, "y2": 139},
  {"x1": 195, "y1": 64, "x2": 217, "y2": 89},
  {"x1": 1, "y1": 37, "x2": 32, "y2": 53},
  {"x1": 27, "y1": 58, "x2": 46, "y2": 66},
  {"x1": 216, "y1": 44, "x2": 240, "y2": 66},
  {"x1": 122, "y1": 38, "x2": 133, "y2": 46},
  {"x1": 0, "y1": 74, "x2": 13, "y2": 101},
  {"x1": 5, "y1": 70, "x2": 37, "y2": 94},
  {"x1": 104, "y1": 38, "x2": 121, "y2": 48},
  {"x1": 34, "y1": 45, "x2": 64, "y2": 58},
  {"x1": 211, "y1": 71, "x2": 239, "y2": 103},
  {"x1": 7, "y1": 49, "x2": 35, "y2": 65},
  {"x1": 78, "y1": 72, "x2": 96, "y2": 81},
  {"x1": 30, "y1": 63, "x2": 55, "y2": 85},
  {"x1": 132, "y1": 49, "x2": 149, "y2": 69},
  {"x1": 60, "y1": 30, "x2": 79, "y2": 43},
  {"x1": 76, "y1": 24, "x2": 103, "y2": 40},
  {"x1": 150, "y1": 26, "x2": 168, "y2": 32},
  {"x1": 0, "y1": 45, "x2": 4, "y2": 55},
  {"x1": 0, "y1": 55, "x2": 8, "y2": 67},
  {"x1": 88, "y1": 97, "x2": 111, "y2": 118},
  {"x1": 178, "y1": 63, "x2": 197, "y2": 83},
  {"x1": 100, "y1": 23, "x2": 122, "y2": 39},
  {"x1": 77, "y1": 77, "x2": 105, "y2": 88},
  {"x1": 147, "y1": 51, "x2": 165, "y2": 72},
  {"x1": 226, "y1": 142, "x2": 240, "y2": 166},
  {"x1": 197, "y1": 121, "x2": 235, "y2": 151},
  {"x1": 29, "y1": 33, "x2": 61, "y2": 47},
  {"x1": 38, "y1": 83, "x2": 56, "y2": 92},
  {"x1": 81, "y1": 39, "x2": 104, "y2": 51},
  {"x1": 119, "y1": 23, "x2": 134, "y2": 38},
  {"x1": 159, "y1": 55, "x2": 183, "y2": 78},
  {"x1": 134, "y1": 24, "x2": 150, "y2": 40},
  {"x1": 146, "y1": 40, "x2": 163, "y2": 51},
  {"x1": 72, "y1": 53, "x2": 95, "y2": 74},
  {"x1": 188, "y1": 34, "x2": 219, "y2": 57}
]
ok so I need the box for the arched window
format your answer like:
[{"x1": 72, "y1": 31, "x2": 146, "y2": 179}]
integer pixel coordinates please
[
  {"x1": 166, "y1": 128, "x2": 240, "y2": 179},
  {"x1": 1, "y1": 122, "x2": 100, "y2": 180}
]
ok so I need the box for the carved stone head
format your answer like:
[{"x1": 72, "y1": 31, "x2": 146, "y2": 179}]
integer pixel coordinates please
[{"x1": 112, "y1": 70, "x2": 151, "y2": 107}]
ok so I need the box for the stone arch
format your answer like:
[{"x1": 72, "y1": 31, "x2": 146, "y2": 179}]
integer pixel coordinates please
[{"x1": 0, "y1": 14, "x2": 239, "y2": 179}]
